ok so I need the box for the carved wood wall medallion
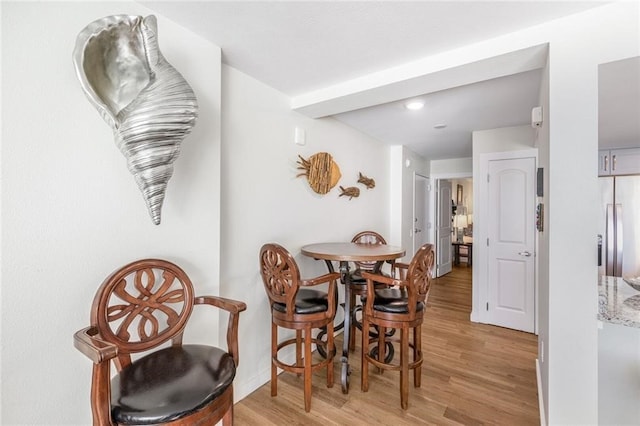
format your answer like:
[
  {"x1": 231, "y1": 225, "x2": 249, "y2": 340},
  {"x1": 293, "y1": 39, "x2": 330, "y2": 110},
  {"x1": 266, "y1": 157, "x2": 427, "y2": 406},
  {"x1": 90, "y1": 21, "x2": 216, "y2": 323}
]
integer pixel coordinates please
[{"x1": 296, "y1": 152, "x2": 341, "y2": 194}]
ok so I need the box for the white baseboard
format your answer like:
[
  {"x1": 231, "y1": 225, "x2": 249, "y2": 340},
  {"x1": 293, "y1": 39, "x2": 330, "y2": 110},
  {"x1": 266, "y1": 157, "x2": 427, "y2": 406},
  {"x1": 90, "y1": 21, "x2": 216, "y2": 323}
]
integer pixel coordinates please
[
  {"x1": 234, "y1": 339, "x2": 331, "y2": 403},
  {"x1": 536, "y1": 358, "x2": 546, "y2": 426},
  {"x1": 470, "y1": 309, "x2": 478, "y2": 323},
  {"x1": 234, "y1": 344, "x2": 297, "y2": 402},
  {"x1": 234, "y1": 328, "x2": 343, "y2": 404}
]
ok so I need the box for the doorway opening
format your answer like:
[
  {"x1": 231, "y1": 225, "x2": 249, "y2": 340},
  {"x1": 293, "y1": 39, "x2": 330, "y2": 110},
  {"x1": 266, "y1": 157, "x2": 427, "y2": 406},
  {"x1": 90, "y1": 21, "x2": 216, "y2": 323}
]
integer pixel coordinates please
[{"x1": 433, "y1": 177, "x2": 473, "y2": 279}]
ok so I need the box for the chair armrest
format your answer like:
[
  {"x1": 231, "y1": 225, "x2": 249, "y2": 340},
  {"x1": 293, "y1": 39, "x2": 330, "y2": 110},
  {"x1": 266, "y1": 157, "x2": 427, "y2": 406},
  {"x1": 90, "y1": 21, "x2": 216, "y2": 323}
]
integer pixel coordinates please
[
  {"x1": 195, "y1": 296, "x2": 247, "y2": 314},
  {"x1": 361, "y1": 271, "x2": 404, "y2": 287},
  {"x1": 73, "y1": 326, "x2": 118, "y2": 364},
  {"x1": 393, "y1": 262, "x2": 410, "y2": 280},
  {"x1": 360, "y1": 271, "x2": 408, "y2": 316},
  {"x1": 301, "y1": 272, "x2": 340, "y2": 317},
  {"x1": 300, "y1": 272, "x2": 340, "y2": 287},
  {"x1": 74, "y1": 326, "x2": 116, "y2": 425},
  {"x1": 195, "y1": 296, "x2": 247, "y2": 367}
]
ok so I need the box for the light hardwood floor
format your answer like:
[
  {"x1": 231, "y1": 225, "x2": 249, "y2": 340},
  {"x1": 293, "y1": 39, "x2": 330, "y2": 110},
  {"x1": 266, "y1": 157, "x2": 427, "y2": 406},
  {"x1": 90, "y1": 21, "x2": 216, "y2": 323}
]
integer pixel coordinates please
[{"x1": 235, "y1": 265, "x2": 540, "y2": 425}]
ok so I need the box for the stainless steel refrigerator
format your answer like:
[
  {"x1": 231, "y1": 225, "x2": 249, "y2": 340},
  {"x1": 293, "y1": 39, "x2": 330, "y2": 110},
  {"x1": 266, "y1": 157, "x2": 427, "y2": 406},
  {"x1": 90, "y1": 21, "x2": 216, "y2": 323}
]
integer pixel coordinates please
[{"x1": 598, "y1": 175, "x2": 640, "y2": 278}]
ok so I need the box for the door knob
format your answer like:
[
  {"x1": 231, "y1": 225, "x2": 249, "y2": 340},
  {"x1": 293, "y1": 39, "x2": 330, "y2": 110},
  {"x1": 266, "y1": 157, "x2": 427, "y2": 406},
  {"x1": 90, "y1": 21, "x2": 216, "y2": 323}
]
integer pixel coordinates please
[{"x1": 518, "y1": 251, "x2": 532, "y2": 257}]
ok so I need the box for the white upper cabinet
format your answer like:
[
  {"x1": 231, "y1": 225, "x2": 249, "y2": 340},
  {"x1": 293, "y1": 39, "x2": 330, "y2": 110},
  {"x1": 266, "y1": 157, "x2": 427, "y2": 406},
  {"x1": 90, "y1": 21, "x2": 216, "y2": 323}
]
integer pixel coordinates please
[{"x1": 599, "y1": 148, "x2": 640, "y2": 176}]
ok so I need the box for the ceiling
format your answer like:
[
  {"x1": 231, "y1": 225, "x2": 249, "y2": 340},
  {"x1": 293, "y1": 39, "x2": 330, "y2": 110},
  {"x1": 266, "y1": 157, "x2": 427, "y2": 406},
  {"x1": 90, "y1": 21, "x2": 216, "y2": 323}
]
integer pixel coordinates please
[
  {"x1": 142, "y1": 1, "x2": 617, "y2": 160},
  {"x1": 333, "y1": 68, "x2": 543, "y2": 160}
]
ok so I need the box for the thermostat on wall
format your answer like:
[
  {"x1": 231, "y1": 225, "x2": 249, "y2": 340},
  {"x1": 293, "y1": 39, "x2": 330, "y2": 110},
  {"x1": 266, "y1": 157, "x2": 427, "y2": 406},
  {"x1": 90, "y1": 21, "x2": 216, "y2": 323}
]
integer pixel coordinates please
[
  {"x1": 531, "y1": 106, "x2": 543, "y2": 128},
  {"x1": 294, "y1": 127, "x2": 306, "y2": 145}
]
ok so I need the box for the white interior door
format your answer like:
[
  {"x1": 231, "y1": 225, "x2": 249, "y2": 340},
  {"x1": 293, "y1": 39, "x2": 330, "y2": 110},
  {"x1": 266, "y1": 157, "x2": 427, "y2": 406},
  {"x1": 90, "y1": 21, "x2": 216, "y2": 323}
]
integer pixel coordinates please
[
  {"x1": 486, "y1": 157, "x2": 536, "y2": 332},
  {"x1": 413, "y1": 174, "x2": 430, "y2": 255},
  {"x1": 436, "y1": 180, "x2": 453, "y2": 277}
]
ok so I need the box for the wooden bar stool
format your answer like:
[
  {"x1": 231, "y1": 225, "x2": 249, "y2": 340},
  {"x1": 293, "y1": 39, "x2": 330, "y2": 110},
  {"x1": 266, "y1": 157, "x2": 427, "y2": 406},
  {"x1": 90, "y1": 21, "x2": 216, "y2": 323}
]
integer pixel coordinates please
[
  {"x1": 347, "y1": 231, "x2": 392, "y2": 351},
  {"x1": 259, "y1": 243, "x2": 338, "y2": 412},
  {"x1": 360, "y1": 243, "x2": 435, "y2": 409}
]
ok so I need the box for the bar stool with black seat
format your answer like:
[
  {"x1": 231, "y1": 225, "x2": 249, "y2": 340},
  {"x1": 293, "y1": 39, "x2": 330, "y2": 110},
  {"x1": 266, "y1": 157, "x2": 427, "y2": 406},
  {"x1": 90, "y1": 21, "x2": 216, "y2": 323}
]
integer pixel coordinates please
[
  {"x1": 259, "y1": 243, "x2": 338, "y2": 412},
  {"x1": 347, "y1": 231, "x2": 393, "y2": 351},
  {"x1": 360, "y1": 243, "x2": 435, "y2": 409}
]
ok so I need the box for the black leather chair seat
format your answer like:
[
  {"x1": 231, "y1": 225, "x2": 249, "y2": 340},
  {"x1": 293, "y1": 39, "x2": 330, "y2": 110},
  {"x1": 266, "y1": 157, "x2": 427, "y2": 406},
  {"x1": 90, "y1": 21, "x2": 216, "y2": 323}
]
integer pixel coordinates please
[
  {"x1": 374, "y1": 287, "x2": 407, "y2": 300},
  {"x1": 363, "y1": 288, "x2": 425, "y2": 314},
  {"x1": 111, "y1": 345, "x2": 236, "y2": 425},
  {"x1": 273, "y1": 289, "x2": 328, "y2": 314}
]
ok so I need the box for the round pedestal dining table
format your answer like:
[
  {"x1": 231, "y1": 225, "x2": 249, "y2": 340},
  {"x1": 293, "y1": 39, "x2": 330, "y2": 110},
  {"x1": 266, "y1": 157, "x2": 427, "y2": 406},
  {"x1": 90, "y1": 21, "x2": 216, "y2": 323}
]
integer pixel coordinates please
[{"x1": 301, "y1": 242, "x2": 405, "y2": 393}]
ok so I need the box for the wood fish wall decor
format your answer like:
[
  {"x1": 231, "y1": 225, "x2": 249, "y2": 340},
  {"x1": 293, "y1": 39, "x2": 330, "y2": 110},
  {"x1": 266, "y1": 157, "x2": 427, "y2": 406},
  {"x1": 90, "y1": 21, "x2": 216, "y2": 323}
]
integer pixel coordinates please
[
  {"x1": 357, "y1": 172, "x2": 375, "y2": 189},
  {"x1": 339, "y1": 186, "x2": 360, "y2": 200},
  {"x1": 296, "y1": 152, "x2": 341, "y2": 194},
  {"x1": 73, "y1": 15, "x2": 198, "y2": 225}
]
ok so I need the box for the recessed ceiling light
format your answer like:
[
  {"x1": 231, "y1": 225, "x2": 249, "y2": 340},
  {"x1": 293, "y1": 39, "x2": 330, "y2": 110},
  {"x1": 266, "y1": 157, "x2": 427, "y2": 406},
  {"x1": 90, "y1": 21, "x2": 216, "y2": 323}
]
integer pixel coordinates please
[
  {"x1": 434, "y1": 123, "x2": 447, "y2": 129},
  {"x1": 405, "y1": 101, "x2": 424, "y2": 110}
]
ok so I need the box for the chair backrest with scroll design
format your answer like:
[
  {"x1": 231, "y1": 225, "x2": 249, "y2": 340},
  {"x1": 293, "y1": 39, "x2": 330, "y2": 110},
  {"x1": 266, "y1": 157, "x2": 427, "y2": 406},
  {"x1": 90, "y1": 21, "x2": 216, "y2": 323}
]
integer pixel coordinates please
[
  {"x1": 364, "y1": 242, "x2": 435, "y2": 319},
  {"x1": 91, "y1": 259, "x2": 195, "y2": 370},
  {"x1": 259, "y1": 243, "x2": 304, "y2": 319},
  {"x1": 351, "y1": 231, "x2": 388, "y2": 274},
  {"x1": 403, "y1": 243, "x2": 435, "y2": 313}
]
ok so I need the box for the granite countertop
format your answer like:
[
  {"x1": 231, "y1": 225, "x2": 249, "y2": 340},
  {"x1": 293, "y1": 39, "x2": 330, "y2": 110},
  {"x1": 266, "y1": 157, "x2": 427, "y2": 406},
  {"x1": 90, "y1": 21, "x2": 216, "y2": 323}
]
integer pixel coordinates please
[{"x1": 598, "y1": 276, "x2": 640, "y2": 328}]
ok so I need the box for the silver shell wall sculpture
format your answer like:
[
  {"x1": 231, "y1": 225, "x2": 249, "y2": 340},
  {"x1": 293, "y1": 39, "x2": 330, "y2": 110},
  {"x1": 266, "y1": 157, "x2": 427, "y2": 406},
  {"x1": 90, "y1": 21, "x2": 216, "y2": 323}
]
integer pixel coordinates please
[{"x1": 73, "y1": 15, "x2": 198, "y2": 225}]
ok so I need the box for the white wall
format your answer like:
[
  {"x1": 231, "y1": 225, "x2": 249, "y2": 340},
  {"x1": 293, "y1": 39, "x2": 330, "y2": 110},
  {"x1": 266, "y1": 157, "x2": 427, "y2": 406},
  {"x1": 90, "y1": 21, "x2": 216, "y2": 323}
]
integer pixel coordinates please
[
  {"x1": 536, "y1": 55, "x2": 551, "y2": 423},
  {"x1": 219, "y1": 65, "x2": 391, "y2": 400},
  {"x1": 389, "y1": 146, "x2": 429, "y2": 261},
  {"x1": 538, "y1": 6, "x2": 638, "y2": 423},
  {"x1": 463, "y1": 3, "x2": 639, "y2": 423},
  {"x1": 430, "y1": 157, "x2": 472, "y2": 176},
  {"x1": 2, "y1": 2, "x2": 222, "y2": 424},
  {"x1": 472, "y1": 126, "x2": 536, "y2": 157}
]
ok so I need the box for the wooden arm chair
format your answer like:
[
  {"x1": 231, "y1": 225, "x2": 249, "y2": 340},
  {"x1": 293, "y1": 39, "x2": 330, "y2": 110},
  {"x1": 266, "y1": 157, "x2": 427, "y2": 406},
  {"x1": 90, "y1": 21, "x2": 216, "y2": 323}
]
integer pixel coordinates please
[
  {"x1": 361, "y1": 243, "x2": 435, "y2": 409},
  {"x1": 259, "y1": 243, "x2": 338, "y2": 412},
  {"x1": 74, "y1": 259, "x2": 247, "y2": 426}
]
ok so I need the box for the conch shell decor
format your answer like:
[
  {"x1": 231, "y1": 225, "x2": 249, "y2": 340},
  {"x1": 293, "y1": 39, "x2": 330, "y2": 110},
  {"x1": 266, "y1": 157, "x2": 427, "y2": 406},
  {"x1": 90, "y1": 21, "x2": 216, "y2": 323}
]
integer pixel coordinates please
[{"x1": 73, "y1": 15, "x2": 198, "y2": 224}]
